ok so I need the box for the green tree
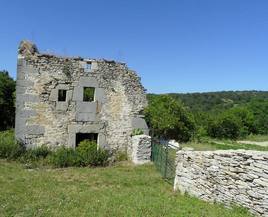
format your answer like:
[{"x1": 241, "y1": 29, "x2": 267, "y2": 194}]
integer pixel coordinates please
[
  {"x1": 207, "y1": 113, "x2": 242, "y2": 140},
  {"x1": 145, "y1": 95, "x2": 196, "y2": 142},
  {"x1": 0, "y1": 71, "x2": 16, "y2": 130},
  {"x1": 228, "y1": 106, "x2": 255, "y2": 136},
  {"x1": 247, "y1": 99, "x2": 268, "y2": 134}
]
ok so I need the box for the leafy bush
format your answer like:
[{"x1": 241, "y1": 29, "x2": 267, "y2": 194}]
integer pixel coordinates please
[
  {"x1": 145, "y1": 95, "x2": 196, "y2": 142},
  {"x1": 208, "y1": 114, "x2": 242, "y2": 140},
  {"x1": 247, "y1": 99, "x2": 268, "y2": 135},
  {"x1": 48, "y1": 141, "x2": 110, "y2": 168},
  {"x1": 131, "y1": 128, "x2": 144, "y2": 136},
  {"x1": 48, "y1": 147, "x2": 81, "y2": 168},
  {"x1": 0, "y1": 71, "x2": 16, "y2": 130},
  {"x1": 0, "y1": 130, "x2": 25, "y2": 159},
  {"x1": 76, "y1": 140, "x2": 109, "y2": 166},
  {"x1": 21, "y1": 145, "x2": 52, "y2": 162},
  {"x1": 114, "y1": 150, "x2": 128, "y2": 162}
]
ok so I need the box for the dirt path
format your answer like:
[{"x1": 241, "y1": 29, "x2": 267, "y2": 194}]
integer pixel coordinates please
[{"x1": 237, "y1": 140, "x2": 268, "y2": 147}]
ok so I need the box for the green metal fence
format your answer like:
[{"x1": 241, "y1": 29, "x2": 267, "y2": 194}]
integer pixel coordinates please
[{"x1": 151, "y1": 142, "x2": 177, "y2": 184}]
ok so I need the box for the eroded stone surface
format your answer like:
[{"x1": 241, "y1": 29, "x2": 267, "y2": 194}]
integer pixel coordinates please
[
  {"x1": 15, "y1": 40, "x2": 149, "y2": 154},
  {"x1": 174, "y1": 150, "x2": 268, "y2": 217},
  {"x1": 131, "y1": 135, "x2": 151, "y2": 164}
]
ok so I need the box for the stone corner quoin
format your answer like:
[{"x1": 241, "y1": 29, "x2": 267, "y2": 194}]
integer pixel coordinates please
[{"x1": 15, "y1": 40, "x2": 149, "y2": 155}]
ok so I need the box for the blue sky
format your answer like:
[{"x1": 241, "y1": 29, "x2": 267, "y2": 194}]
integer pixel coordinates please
[{"x1": 0, "y1": 0, "x2": 268, "y2": 93}]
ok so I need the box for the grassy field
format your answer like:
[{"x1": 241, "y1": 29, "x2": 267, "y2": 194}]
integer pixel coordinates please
[
  {"x1": 181, "y1": 137, "x2": 268, "y2": 151},
  {"x1": 0, "y1": 160, "x2": 251, "y2": 217},
  {"x1": 244, "y1": 134, "x2": 268, "y2": 142}
]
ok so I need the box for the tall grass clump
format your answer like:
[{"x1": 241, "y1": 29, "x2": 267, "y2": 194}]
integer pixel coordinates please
[
  {"x1": 48, "y1": 147, "x2": 81, "y2": 168},
  {"x1": 0, "y1": 130, "x2": 25, "y2": 159},
  {"x1": 48, "y1": 140, "x2": 110, "y2": 168},
  {"x1": 76, "y1": 140, "x2": 109, "y2": 166},
  {"x1": 21, "y1": 145, "x2": 52, "y2": 163}
]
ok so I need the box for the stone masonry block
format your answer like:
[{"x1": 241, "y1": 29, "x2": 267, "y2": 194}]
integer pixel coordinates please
[
  {"x1": 131, "y1": 135, "x2": 151, "y2": 165},
  {"x1": 75, "y1": 112, "x2": 96, "y2": 122},
  {"x1": 76, "y1": 102, "x2": 96, "y2": 113}
]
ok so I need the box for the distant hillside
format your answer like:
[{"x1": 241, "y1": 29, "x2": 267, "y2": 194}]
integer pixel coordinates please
[{"x1": 148, "y1": 91, "x2": 268, "y2": 112}]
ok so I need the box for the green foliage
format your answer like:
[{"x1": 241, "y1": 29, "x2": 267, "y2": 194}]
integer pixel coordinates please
[
  {"x1": 0, "y1": 130, "x2": 25, "y2": 159},
  {"x1": 148, "y1": 91, "x2": 268, "y2": 140},
  {"x1": 208, "y1": 113, "x2": 242, "y2": 139},
  {"x1": 0, "y1": 131, "x2": 109, "y2": 168},
  {"x1": 48, "y1": 140, "x2": 109, "y2": 168},
  {"x1": 145, "y1": 95, "x2": 196, "y2": 142},
  {"x1": 114, "y1": 150, "x2": 128, "y2": 161},
  {"x1": 83, "y1": 87, "x2": 95, "y2": 102},
  {"x1": 0, "y1": 71, "x2": 16, "y2": 130},
  {"x1": 247, "y1": 99, "x2": 268, "y2": 134},
  {"x1": 166, "y1": 90, "x2": 268, "y2": 112},
  {"x1": 48, "y1": 147, "x2": 81, "y2": 168},
  {"x1": 21, "y1": 145, "x2": 52, "y2": 162},
  {"x1": 76, "y1": 140, "x2": 109, "y2": 166},
  {"x1": 131, "y1": 128, "x2": 144, "y2": 136}
]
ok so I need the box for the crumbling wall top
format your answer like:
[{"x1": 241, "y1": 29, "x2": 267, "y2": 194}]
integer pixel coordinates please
[{"x1": 18, "y1": 40, "x2": 39, "y2": 56}]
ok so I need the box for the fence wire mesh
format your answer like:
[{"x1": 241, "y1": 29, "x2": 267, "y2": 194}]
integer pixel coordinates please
[{"x1": 151, "y1": 141, "x2": 177, "y2": 184}]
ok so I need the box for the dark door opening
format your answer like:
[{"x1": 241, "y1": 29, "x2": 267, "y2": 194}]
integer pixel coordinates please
[{"x1": 76, "y1": 133, "x2": 98, "y2": 147}]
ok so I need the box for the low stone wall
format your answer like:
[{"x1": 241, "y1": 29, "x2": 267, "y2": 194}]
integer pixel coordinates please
[
  {"x1": 174, "y1": 150, "x2": 268, "y2": 216},
  {"x1": 131, "y1": 135, "x2": 151, "y2": 165}
]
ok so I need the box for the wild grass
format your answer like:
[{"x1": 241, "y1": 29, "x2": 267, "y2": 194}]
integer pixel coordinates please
[
  {"x1": 244, "y1": 134, "x2": 268, "y2": 142},
  {"x1": 0, "y1": 160, "x2": 252, "y2": 217},
  {"x1": 181, "y1": 137, "x2": 268, "y2": 151}
]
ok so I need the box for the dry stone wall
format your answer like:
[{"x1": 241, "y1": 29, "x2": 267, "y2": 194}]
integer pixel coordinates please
[
  {"x1": 15, "y1": 40, "x2": 149, "y2": 153},
  {"x1": 174, "y1": 150, "x2": 268, "y2": 216}
]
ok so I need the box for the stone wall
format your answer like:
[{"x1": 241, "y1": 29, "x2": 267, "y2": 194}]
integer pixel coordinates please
[
  {"x1": 174, "y1": 150, "x2": 268, "y2": 217},
  {"x1": 15, "y1": 40, "x2": 149, "y2": 153}
]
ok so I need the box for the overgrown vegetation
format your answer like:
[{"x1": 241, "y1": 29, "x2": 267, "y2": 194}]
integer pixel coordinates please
[
  {"x1": 0, "y1": 70, "x2": 16, "y2": 130},
  {"x1": 0, "y1": 130, "x2": 24, "y2": 159},
  {"x1": 131, "y1": 128, "x2": 144, "y2": 136},
  {"x1": 0, "y1": 130, "x2": 110, "y2": 168},
  {"x1": 145, "y1": 95, "x2": 195, "y2": 142}
]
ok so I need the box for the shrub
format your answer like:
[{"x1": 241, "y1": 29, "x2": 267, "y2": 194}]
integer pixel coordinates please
[
  {"x1": 76, "y1": 140, "x2": 109, "y2": 166},
  {"x1": 48, "y1": 147, "x2": 81, "y2": 168},
  {"x1": 0, "y1": 130, "x2": 25, "y2": 159},
  {"x1": 48, "y1": 141, "x2": 110, "y2": 168},
  {"x1": 208, "y1": 114, "x2": 242, "y2": 140},
  {"x1": 114, "y1": 150, "x2": 128, "y2": 162},
  {"x1": 145, "y1": 95, "x2": 196, "y2": 142},
  {"x1": 131, "y1": 128, "x2": 144, "y2": 136},
  {"x1": 21, "y1": 145, "x2": 52, "y2": 162}
]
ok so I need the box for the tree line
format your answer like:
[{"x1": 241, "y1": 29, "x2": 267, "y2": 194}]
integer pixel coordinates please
[
  {"x1": 0, "y1": 71, "x2": 15, "y2": 130},
  {"x1": 146, "y1": 92, "x2": 268, "y2": 141}
]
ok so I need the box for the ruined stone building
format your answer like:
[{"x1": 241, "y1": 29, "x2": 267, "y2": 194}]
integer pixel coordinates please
[{"x1": 15, "y1": 40, "x2": 149, "y2": 154}]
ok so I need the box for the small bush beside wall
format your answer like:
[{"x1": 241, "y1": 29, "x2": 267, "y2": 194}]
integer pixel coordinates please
[
  {"x1": 76, "y1": 140, "x2": 109, "y2": 167},
  {"x1": 0, "y1": 130, "x2": 25, "y2": 159},
  {"x1": 48, "y1": 147, "x2": 81, "y2": 168},
  {"x1": 48, "y1": 140, "x2": 110, "y2": 168},
  {"x1": 0, "y1": 130, "x2": 110, "y2": 168}
]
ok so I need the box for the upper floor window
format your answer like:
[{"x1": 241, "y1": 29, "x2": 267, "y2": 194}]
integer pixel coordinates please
[
  {"x1": 58, "y1": 89, "x2": 67, "y2": 101},
  {"x1": 85, "y1": 62, "x2": 92, "y2": 72},
  {"x1": 83, "y1": 87, "x2": 95, "y2": 102}
]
